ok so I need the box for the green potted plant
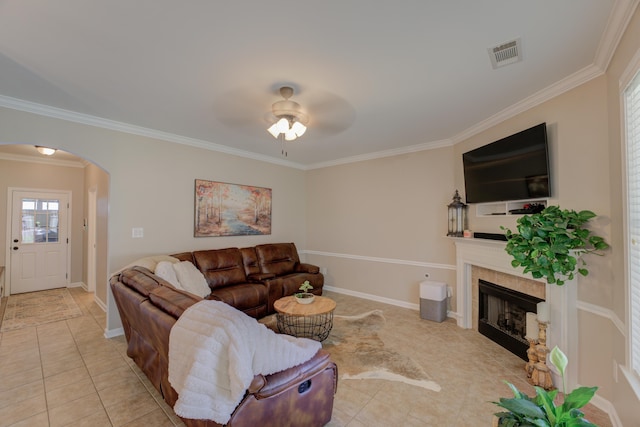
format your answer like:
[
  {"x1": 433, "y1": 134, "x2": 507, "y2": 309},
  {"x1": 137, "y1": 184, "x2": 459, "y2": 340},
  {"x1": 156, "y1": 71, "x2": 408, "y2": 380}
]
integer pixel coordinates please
[
  {"x1": 294, "y1": 280, "x2": 315, "y2": 304},
  {"x1": 493, "y1": 346, "x2": 598, "y2": 427},
  {"x1": 501, "y1": 206, "x2": 609, "y2": 286}
]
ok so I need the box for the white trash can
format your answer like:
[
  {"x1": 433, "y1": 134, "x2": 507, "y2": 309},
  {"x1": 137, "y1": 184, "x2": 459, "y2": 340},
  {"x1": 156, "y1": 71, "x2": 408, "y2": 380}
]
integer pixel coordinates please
[{"x1": 420, "y1": 281, "x2": 447, "y2": 322}]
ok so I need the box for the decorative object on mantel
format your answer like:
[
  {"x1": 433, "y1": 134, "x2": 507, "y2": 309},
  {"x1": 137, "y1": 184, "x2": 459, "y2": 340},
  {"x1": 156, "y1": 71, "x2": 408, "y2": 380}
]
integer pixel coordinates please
[
  {"x1": 501, "y1": 206, "x2": 610, "y2": 286},
  {"x1": 524, "y1": 312, "x2": 538, "y2": 380},
  {"x1": 493, "y1": 346, "x2": 599, "y2": 427},
  {"x1": 447, "y1": 190, "x2": 467, "y2": 237},
  {"x1": 530, "y1": 313, "x2": 554, "y2": 390}
]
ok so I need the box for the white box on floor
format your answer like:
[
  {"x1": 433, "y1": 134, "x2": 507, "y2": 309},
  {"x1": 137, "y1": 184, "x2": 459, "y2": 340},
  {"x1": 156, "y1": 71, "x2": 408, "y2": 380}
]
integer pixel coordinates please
[{"x1": 420, "y1": 281, "x2": 447, "y2": 322}]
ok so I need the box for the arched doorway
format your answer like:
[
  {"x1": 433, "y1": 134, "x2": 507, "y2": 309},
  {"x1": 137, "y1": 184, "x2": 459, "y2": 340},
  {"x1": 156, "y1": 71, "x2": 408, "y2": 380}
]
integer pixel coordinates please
[{"x1": 0, "y1": 143, "x2": 109, "y2": 325}]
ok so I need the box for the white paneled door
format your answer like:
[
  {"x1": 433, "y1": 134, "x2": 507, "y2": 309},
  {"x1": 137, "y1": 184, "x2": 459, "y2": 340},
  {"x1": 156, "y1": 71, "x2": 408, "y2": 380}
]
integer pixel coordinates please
[{"x1": 10, "y1": 190, "x2": 69, "y2": 294}]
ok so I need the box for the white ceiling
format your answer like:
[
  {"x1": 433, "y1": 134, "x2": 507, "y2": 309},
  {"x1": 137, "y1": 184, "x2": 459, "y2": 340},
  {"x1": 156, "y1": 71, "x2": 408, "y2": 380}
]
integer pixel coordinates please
[{"x1": 0, "y1": 1, "x2": 636, "y2": 168}]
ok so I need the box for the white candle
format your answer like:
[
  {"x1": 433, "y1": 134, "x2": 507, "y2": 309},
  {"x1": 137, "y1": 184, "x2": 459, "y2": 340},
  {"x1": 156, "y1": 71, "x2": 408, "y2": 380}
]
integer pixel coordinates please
[
  {"x1": 537, "y1": 301, "x2": 550, "y2": 323},
  {"x1": 526, "y1": 312, "x2": 538, "y2": 341}
]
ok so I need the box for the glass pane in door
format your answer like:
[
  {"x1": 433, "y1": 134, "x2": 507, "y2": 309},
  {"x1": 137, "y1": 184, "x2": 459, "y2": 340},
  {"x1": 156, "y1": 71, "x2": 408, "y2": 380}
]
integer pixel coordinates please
[{"x1": 21, "y1": 198, "x2": 60, "y2": 243}]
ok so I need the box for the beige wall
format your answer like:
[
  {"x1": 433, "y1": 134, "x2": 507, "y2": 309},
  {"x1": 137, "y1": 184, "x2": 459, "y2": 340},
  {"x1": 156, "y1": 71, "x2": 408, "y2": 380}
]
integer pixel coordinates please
[
  {"x1": 306, "y1": 148, "x2": 457, "y2": 307},
  {"x1": 0, "y1": 157, "x2": 86, "y2": 287}
]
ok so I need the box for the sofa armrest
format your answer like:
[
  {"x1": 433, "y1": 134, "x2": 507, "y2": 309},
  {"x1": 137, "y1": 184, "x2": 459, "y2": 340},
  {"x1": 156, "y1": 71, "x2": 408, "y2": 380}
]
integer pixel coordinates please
[
  {"x1": 295, "y1": 263, "x2": 320, "y2": 274},
  {"x1": 248, "y1": 350, "x2": 336, "y2": 399},
  {"x1": 247, "y1": 272, "x2": 276, "y2": 282}
]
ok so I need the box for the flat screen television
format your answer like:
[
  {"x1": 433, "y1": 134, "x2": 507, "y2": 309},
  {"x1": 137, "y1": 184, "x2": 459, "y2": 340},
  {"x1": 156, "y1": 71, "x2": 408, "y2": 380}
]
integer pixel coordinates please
[{"x1": 462, "y1": 123, "x2": 550, "y2": 204}]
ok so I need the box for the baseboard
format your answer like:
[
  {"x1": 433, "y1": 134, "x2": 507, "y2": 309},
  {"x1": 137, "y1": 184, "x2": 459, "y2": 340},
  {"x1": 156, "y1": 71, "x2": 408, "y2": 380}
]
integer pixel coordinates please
[
  {"x1": 68, "y1": 281, "x2": 86, "y2": 290},
  {"x1": 93, "y1": 294, "x2": 107, "y2": 312},
  {"x1": 324, "y1": 285, "x2": 419, "y2": 310},
  {"x1": 324, "y1": 285, "x2": 458, "y2": 320},
  {"x1": 104, "y1": 327, "x2": 123, "y2": 339},
  {"x1": 589, "y1": 392, "x2": 621, "y2": 427}
]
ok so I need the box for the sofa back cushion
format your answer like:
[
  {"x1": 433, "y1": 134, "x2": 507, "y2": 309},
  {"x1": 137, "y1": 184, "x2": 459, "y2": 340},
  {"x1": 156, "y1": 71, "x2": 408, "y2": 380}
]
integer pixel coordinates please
[
  {"x1": 255, "y1": 243, "x2": 300, "y2": 276},
  {"x1": 171, "y1": 252, "x2": 195, "y2": 264},
  {"x1": 149, "y1": 285, "x2": 201, "y2": 319},
  {"x1": 193, "y1": 248, "x2": 248, "y2": 288},
  {"x1": 240, "y1": 247, "x2": 261, "y2": 276},
  {"x1": 119, "y1": 266, "x2": 162, "y2": 296}
]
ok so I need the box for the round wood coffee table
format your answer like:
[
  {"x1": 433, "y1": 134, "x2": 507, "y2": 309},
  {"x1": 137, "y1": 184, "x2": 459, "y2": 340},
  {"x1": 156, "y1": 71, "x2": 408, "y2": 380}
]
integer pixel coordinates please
[{"x1": 273, "y1": 295, "x2": 336, "y2": 341}]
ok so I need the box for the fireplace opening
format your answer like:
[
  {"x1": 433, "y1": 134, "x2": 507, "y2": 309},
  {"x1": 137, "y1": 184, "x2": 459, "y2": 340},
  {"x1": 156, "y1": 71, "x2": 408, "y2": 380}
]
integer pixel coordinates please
[{"x1": 478, "y1": 279, "x2": 543, "y2": 360}]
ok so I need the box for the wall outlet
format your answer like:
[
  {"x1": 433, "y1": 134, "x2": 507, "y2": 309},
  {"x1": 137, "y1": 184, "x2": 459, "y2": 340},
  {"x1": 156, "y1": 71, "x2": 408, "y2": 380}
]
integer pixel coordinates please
[
  {"x1": 132, "y1": 227, "x2": 144, "y2": 238},
  {"x1": 320, "y1": 267, "x2": 328, "y2": 275}
]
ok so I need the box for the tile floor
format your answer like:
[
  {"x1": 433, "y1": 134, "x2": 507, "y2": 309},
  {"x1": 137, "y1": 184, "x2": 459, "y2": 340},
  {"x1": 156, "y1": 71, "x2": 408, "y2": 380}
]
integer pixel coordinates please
[{"x1": 0, "y1": 288, "x2": 612, "y2": 427}]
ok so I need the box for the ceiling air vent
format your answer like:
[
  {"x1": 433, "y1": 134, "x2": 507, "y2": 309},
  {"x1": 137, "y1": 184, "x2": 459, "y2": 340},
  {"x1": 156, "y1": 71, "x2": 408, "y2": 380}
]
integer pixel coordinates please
[{"x1": 488, "y1": 38, "x2": 522, "y2": 69}]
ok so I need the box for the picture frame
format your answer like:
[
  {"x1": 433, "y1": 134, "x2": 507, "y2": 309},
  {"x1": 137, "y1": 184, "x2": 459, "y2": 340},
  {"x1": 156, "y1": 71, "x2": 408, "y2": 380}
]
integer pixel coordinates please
[{"x1": 194, "y1": 179, "x2": 272, "y2": 237}]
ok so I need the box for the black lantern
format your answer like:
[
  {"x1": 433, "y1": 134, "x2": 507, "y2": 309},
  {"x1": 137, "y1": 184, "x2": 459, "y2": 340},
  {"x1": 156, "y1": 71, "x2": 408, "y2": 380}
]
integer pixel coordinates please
[{"x1": 447, "y1": 190, "x2": 467, "y2": 237}]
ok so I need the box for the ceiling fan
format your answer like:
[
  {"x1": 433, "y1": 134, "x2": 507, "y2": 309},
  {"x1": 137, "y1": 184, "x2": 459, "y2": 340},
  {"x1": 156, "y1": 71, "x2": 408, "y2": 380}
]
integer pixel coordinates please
[
  {"x1": 212, "y1": 83, "x2": 357, "y2": 150},
  {"x1": 266, "y1": 86, "x2": 309, "y2": 142}
]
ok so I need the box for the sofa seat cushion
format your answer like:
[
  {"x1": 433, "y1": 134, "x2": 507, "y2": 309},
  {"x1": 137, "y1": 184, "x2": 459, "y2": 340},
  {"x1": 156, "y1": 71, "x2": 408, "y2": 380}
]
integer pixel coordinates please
[
  {"x1": 168, "y1": 300, "x2": 321, "y2": 424},
  {"x1": 278, "y1": 273, "x2": 325, "y2": 298},
  {"x1": 209, "y1": 283, "x2": 267, "y2": 314}
]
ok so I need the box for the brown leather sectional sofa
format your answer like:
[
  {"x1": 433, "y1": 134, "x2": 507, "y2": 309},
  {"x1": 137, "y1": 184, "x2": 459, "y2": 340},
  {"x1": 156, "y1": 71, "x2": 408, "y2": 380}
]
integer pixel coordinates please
[
  {"x1": 172, "y1": 242, "x2": 324, "y2": 317},
  {"x1": 109, "y1": 242, "x2": 335, "y2": 426}
]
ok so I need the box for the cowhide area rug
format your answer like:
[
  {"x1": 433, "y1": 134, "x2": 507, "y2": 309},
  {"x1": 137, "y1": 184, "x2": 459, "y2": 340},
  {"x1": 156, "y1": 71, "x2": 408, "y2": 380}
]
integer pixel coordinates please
[{"x1": 262, "y1": 309, "x2": 440, "y2": 392}]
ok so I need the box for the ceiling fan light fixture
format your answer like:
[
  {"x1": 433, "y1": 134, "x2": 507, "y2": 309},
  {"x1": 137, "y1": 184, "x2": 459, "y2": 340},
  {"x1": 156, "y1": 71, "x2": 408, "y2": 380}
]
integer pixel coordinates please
[
  {"x1": 35, "y1": 146, "x2": 56, "y2": 156},
  {"x1": 267, "y1": 122, "x2": 281, "y2": 138},
  {"x1": 267, "y1": 86, "x2": 309, "y2": 144},
  {"x1": 285, "y1": 130, "x2": 297, "y2": 141},
  {"x1": 291, "y1": 121, "x2": 306, "y2": 137},
  {"x1": 276, "y1": 117, "x2": 290, "y2": 133}
]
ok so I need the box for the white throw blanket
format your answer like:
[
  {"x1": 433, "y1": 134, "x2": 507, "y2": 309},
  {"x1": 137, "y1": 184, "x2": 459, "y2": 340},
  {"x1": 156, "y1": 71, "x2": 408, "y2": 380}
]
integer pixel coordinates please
[{"x1": 168, "y1": 300, "x2": 321, "y2": 424}]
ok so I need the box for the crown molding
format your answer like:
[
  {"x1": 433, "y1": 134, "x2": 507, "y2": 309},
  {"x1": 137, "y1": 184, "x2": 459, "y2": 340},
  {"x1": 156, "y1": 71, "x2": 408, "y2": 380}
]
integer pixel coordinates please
[
  {"x1": 594, "y1": 0, "x2": 640, "y2": 70},
  {"x1": 0, "y1": 95, "x2": 307, "y2": 170},
  {"x1": 306, "y1": 138, "x2": 454, "y2": 170},
  {"x1": 450, "y1": 64, "x2": 605, "y2": 145}
]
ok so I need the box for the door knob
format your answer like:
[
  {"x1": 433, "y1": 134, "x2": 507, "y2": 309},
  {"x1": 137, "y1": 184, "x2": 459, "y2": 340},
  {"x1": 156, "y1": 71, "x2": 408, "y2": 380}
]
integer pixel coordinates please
[
  {"x1": 13, "y1": 239, "x2": 18, "y2": 243},
  {"x1": 12, "y1": 246, "x2": 19, "y2": 250}
]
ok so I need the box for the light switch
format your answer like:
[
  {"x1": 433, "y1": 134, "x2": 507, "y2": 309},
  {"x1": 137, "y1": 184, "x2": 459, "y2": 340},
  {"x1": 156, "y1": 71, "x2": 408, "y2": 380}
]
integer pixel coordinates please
[{"x1": 132, "y1": 227, "x2": 144, "y2": 238}]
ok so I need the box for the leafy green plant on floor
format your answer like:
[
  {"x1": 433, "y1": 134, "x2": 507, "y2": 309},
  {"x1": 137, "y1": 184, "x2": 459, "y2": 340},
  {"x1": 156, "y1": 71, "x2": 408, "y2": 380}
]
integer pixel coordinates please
[
  {"x1": 501, "y1": 206, "x2": 609, "y2": 286},
  {"x1": 493, "y1": 346, "x2": 598, "y2": 427}
]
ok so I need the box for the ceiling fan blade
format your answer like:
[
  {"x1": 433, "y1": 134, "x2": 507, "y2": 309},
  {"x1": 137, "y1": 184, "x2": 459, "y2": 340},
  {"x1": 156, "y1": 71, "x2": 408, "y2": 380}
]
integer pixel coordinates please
[
  {"x1": 211, "y1": 85, "x2": 356, "y2": 138},
  {"x1": 304, "y1": 90, "x2": 356, "y2": 135},
  {"x1": 212, "y1": 86, "x2": 272, "y2": 128}
]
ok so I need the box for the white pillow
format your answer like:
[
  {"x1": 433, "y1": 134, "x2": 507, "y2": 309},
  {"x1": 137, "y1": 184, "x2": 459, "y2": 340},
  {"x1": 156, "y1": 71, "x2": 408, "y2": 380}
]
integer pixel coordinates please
[
  {"x1": 172, "y1": 261, "x2": 210, "y2": 298},
  {"x1": 155, "y1": 261, "x2": 182, "y2": 289}
]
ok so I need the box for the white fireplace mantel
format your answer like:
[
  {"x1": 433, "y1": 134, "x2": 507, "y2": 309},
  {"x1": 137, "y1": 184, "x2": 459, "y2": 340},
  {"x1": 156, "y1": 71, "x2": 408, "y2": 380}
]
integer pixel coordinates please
[{"x1": 453, "y1": 237, "x2": 578, "y2": 391}]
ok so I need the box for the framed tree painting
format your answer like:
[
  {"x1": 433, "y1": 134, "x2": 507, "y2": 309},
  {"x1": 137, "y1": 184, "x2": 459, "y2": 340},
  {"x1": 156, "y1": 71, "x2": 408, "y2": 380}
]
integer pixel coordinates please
[{"x1": 194, "y1": 179, "x2": 272, "y2": 237}]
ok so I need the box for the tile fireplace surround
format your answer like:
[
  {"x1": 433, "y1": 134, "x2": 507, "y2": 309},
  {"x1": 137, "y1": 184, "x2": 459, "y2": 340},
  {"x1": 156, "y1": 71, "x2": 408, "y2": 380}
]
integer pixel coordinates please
[{"x1": 453, "y1": 237, "x2": 578, "y2": 391}]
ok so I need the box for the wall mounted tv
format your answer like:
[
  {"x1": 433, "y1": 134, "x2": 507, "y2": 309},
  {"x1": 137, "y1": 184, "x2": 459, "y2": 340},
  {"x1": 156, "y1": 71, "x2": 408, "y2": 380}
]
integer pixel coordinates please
[{"x1": 463, "y1": 123, "x2": 550, "y2": 204}]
